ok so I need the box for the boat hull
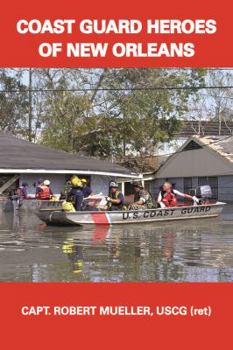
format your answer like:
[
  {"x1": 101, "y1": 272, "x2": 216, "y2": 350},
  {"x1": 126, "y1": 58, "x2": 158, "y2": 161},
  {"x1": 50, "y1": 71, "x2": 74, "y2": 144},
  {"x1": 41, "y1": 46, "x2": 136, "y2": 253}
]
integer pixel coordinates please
[{"x1": 38, "y1": 202, "x2": 226, "y2": 226}]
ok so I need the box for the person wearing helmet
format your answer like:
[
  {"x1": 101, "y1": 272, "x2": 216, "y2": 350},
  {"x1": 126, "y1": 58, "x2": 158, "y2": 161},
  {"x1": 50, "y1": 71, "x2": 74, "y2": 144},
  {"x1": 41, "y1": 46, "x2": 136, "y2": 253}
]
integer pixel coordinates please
[
  {"x1": 130, "y1": 181, "x2": 154, "y2": 210},
  {"x1": 81, "y1": 178, "x2": 92, "y2": 198},
  {"x1": 106, "y1": 181, "x2": 125, "y2": 211},
  {"x1": 36, "y1": 179, "x2": 53, "y2": 200},
  {"x1": 67, "y1": 176, "x2": 84, "y2": 211}
]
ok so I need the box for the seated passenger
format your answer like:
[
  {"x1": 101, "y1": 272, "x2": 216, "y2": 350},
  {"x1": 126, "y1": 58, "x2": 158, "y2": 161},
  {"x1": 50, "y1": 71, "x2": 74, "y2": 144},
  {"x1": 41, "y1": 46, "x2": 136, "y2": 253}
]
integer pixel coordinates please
[
  {"x1": 107, "y1": 181, "x2": 125, "y2": 211},
  {"x1": 36, "y1": 180, "x2": 53, "y2": 200},
  {"x1": 157, "y1": 181, "x2": 199, "y2": 208},
  {"x1": 129, "y1": 182, "x2": 154, "y2": 210}
]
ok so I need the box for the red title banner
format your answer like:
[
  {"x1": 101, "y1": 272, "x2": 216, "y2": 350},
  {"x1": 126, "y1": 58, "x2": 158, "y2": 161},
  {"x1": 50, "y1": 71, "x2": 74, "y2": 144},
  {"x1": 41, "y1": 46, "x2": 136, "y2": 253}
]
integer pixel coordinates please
[
  {"x1": 0, "y1": 0, "x2": 232, "y2": 67},
  {"x1": 1, "y1": 283, "x2": 232, "y2": 348}
]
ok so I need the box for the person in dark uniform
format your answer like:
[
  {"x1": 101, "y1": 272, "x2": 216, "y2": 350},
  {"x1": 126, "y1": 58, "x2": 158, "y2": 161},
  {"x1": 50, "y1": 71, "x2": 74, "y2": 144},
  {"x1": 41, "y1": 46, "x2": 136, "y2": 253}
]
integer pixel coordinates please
[
  {"x1": 81, "y1": 178, "x2": 92, "y2": 197},
  {"x1": 67, "y1": 177, "x2": 84, "y2": 211}
]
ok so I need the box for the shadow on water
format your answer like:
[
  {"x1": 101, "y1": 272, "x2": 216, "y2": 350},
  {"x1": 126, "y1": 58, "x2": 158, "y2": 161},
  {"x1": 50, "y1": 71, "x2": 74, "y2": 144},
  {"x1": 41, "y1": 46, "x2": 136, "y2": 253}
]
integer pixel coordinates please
[{"x1": 0, "y1": 206, "x2": 233, "y2": 282}]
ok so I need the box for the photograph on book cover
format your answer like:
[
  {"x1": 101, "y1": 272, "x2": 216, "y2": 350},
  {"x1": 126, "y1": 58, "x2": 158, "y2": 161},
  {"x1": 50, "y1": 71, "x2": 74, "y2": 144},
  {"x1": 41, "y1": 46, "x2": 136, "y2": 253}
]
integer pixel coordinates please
[{"x1": 0, "y1": 67, "x2": 232, "y2": 282}]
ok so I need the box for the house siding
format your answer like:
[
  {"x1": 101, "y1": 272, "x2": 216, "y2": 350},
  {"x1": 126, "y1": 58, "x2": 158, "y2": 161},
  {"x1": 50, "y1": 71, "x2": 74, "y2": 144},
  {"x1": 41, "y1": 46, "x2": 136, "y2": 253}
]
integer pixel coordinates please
[{"x1": 218, "y1": 176, "x2": 233, "y2": 202}]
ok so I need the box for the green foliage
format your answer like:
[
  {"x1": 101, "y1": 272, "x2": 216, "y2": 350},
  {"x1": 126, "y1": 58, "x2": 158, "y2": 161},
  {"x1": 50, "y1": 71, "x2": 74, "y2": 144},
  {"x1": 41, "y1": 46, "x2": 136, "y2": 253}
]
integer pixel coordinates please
[
  {"x1": 39, "y1": 69, "x2": 206, "y2": 159},
  {"x1": 0, "y1": 68, "x2": 207, "y2": 160},
  {"x1": 0, "y1": 71, "x2": 29, "y2": 136}
]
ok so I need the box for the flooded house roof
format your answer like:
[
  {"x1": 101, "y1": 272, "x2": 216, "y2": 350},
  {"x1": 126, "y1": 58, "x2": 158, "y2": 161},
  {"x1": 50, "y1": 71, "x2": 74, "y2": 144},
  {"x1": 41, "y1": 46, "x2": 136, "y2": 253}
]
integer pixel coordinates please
[
  {"x1": 194, "y1": 135, "x2": 233, "y2": 163},
  {"x1": 0, "y1": 133, "x2": 138, "y2": 178},
  {"x1": 154, "y1": 135, "x2": 233, "y2": 178}
]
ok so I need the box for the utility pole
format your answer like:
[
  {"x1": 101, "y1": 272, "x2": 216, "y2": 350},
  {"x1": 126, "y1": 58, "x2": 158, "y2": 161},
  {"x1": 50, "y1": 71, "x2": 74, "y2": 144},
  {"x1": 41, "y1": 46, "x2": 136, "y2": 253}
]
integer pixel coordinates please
[
  {"x1": 216, "y1": 104, "x2": 221, "y2": 136},
  {"x1": 28, "y1": 68, "x2": 33, "y2": 142}
]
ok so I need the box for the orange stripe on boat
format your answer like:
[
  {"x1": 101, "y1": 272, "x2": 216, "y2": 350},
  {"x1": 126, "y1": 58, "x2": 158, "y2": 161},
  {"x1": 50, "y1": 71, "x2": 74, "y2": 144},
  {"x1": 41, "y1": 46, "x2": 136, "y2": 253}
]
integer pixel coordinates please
[{"x1": 91, "y1": 212, "x2": 110, "y2": 225}]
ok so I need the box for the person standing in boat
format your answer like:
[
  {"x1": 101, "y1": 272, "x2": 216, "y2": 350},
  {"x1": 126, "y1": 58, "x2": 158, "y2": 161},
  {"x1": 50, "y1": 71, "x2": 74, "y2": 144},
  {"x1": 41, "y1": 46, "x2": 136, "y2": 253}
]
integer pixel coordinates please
[
  {"x1": 35, "y1": 179, "x2": 44, "y2": 197},
  {"x1": 16, "y1": 182, "x2": 30, "y2": 200},
  {"x1": 60, "y1": 177, "x2": 72, "y2": 200},
  {"x1": 81, "y1": 178, "x2": 93, "y2": 198},
  {"x1": 67, "y1": 176, "x2": 84, "y2": 211},
  {"x1": 36, "y1": 180, "x2": 53, "y2": 200},
  {"x1": 157, "y1": 181, "x2": 199, "y2": 208},
  {"x1": 130, "y1": 182, "x2": 154, "y2": 210},
  {"x1": 107, "y1": 181, "x2": 125, "y2": 211}
]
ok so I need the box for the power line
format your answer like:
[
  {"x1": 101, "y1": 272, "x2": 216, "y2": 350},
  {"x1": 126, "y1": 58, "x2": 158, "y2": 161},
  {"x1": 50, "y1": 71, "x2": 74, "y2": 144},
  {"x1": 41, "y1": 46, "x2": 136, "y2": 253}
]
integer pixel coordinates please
[{"x1": 1, "y1": 85, "x2": 233, "y2": 93}]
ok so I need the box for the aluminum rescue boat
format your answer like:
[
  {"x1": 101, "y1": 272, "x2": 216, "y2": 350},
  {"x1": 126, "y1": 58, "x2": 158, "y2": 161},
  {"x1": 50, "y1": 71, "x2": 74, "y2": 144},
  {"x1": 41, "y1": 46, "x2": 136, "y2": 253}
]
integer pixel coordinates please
[{"x1": 37, "y1": 201, "x2": 226, "y2": 226}]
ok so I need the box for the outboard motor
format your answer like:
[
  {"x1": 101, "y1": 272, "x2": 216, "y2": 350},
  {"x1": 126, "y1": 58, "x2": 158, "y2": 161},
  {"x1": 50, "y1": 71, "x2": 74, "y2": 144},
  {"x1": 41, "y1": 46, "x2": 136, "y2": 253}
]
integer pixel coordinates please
[{"x1": 190, "y1": 185, "x2": 212, "y2": 204}]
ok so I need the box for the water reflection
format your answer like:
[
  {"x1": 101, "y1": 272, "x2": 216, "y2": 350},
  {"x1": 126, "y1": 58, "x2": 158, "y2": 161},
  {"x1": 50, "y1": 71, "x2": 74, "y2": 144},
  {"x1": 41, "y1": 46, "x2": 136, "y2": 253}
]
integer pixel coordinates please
[{"x1": 0, "y1": 206, "x2": 233, "y2": 282}]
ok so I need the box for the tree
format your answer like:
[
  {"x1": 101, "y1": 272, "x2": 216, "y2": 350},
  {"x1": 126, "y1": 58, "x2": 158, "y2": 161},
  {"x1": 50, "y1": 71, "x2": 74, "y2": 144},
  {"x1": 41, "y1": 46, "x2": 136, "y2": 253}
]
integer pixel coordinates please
[
  {"x1": 37, "y1": 68, "x2": 206, "y2": 159},
  {"x1": 206, "y1": 70, "x2": 233, "y2": 134},
  {"x1": 0, "y1": 70, "x2": 28, "y2": 136},
  {"x1": 99, "y1": 68, "x2": 206, "y2": 157}
]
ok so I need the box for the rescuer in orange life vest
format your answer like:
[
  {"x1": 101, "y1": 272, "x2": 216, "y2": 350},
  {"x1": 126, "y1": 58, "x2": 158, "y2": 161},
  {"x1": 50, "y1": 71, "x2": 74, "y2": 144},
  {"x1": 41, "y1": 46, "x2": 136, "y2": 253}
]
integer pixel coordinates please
[
  {"x1": 36, "y1": 180, "x2": 53, "y2": 200},
  {"x1": 157, "y1": 181, "x2": 199, "y2": 208}
]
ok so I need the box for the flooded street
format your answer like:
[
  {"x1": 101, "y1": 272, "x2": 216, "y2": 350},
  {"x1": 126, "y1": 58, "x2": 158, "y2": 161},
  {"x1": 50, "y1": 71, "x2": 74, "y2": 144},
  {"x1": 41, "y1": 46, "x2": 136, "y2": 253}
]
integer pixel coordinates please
[{"x1": 0, "y1": 206, "x2": 233, "y2": 282}]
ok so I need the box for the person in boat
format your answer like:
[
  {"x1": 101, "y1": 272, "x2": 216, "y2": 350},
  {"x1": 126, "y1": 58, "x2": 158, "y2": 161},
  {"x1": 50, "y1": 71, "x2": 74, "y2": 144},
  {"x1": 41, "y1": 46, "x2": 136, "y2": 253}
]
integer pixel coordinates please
[
  {"x1": 129, "y1": 182, "x2": 154, "y2": 210},
  {"x1": 35, "y1": 178, "x2": 44, "y2": 197},
  {"x1": 81, "y1": 178, "x2": 92, "y2": 198},
  {"x1": 16, "y1": 182, "x2": 29, "y2": 200},
  {"x1": 36, "y1": 179, "x2": 53, "y2": 200},
  {"x1": 106, "y1": 181, "x2": 125, "y2": 211},
  {"x1": 60, "y1": 177, "x2": 72, "y2": 200},
  {"x1": 67, "y1": 176, "x2": 84, "y2": 211},
  {"x1": 157, "y1": 181, "x2": 199, "y2": 208}
]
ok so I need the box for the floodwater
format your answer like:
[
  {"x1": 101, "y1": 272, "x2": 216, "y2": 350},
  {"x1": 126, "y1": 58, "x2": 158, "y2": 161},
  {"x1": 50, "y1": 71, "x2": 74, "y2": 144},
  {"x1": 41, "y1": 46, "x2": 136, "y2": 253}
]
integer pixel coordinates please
[{"x1": 0, "y1": 206, "x2": 233, "y2": 282}]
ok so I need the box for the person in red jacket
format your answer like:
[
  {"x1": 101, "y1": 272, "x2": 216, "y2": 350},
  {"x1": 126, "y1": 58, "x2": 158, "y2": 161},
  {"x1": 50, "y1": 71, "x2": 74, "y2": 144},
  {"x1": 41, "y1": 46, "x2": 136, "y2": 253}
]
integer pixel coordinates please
[
  {"x1": 36, "y1": 180, "x2": 53, "y2": 200},
  {"x1": 157, "y1": 181, "x2": 199, "y2": 208}
]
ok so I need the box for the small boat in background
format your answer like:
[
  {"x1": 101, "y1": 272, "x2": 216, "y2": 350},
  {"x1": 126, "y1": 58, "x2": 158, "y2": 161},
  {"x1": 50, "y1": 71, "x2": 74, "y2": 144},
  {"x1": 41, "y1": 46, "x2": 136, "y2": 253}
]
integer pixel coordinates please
[
  {"x1": 37, "y1": 202, "x2": 226, "y2": 226},
  {"x1": 3, "y1": 198, "x2": 63, "y2": 212}
]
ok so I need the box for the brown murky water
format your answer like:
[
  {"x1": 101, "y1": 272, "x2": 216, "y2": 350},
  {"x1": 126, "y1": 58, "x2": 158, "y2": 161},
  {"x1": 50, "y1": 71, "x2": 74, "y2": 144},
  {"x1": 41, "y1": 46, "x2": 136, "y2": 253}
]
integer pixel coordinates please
[{"x1": 0, "y1": 206, "x2": 232, "y2": 282}]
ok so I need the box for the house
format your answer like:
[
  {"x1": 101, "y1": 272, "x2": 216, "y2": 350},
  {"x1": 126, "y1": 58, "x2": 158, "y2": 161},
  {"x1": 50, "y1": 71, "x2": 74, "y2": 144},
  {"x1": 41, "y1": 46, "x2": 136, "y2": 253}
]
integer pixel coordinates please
[
  {"x1": 0, "y1": 132, "x2": 139, "y2": 197},
  {"x1": 144, "y1": 135, "x2": 233, "y2": 202}
]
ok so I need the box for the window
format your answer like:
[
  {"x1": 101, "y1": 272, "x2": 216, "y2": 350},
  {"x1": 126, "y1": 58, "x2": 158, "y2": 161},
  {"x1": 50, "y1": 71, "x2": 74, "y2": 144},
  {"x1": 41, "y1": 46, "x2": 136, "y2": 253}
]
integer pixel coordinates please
[{"x1": 184, "y1": 177, "x2": 193, "y2": 195}]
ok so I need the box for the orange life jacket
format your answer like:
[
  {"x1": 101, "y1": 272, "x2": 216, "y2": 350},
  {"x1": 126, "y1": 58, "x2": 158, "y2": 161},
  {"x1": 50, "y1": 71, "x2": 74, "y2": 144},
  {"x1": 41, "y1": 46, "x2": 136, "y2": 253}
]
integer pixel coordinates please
[
  {"x1": 37, "y1": 185, "x2": 51, "y2": 200},
  {"x1": 161, "y1": 192, "x2": 177, "y2": 207}
]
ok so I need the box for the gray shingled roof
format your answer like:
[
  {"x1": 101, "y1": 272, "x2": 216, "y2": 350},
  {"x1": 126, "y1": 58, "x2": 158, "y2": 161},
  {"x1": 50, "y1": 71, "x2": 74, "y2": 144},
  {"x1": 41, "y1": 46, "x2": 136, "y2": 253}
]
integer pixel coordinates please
[
  {"x1": 177, "y1": 121, "x2": 233, "y2": 137},
  {"x1": 155, "y1": 135, "x2": 233, "y2": 178},
  {"x1": 0, "y1": 133, "x2": 137, "y2": 177},
  {"x1": 195, "y1": 135, "x2": 233, "y2": 163}
]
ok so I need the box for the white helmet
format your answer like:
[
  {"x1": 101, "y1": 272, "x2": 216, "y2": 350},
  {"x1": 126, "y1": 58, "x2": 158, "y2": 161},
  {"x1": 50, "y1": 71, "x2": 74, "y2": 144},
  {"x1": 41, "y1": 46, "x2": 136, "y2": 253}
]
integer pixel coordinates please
[
  {"x1": 44, "y1": 180, "x2": 50, "y2": 186},
  {"x1": 109, "y1": 181, "x2": 118, "y2": 188}
]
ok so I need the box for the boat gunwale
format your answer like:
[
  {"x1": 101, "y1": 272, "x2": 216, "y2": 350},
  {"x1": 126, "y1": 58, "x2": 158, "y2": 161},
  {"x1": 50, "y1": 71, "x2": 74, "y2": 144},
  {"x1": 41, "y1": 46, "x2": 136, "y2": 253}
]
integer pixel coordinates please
[{"x1": 39, "y1": 201, "x2": 226, "y2": 216}]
